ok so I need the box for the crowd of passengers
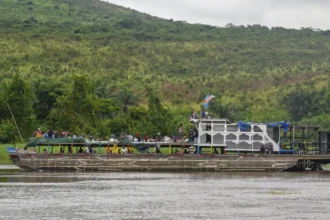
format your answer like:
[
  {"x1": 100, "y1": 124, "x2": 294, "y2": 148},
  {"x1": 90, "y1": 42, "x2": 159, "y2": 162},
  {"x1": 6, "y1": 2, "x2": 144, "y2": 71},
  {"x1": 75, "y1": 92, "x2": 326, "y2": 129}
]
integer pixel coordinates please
[
  {"x1": 36, "y1": 127, "x2": 198, "y2": 155},
  {"x1": 34, "y1": 126, "x2": 199, "y2": 144},
  {"x1": 42, "y1": 143, "x2": 196, "y2": 155}
]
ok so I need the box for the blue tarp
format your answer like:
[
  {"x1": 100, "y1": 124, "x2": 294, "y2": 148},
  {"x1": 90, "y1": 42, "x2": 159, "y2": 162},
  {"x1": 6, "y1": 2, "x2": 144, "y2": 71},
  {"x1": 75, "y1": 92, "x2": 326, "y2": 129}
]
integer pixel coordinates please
[
  {"x1": 237, "y1": 121, "x2": 291, "y2": 131},
  {"x1": 237, "y1": 121, "x2": 251, "y2": 132},
  {"x1": 267, "y1": 121, "x2": 290, "y2": 128}
]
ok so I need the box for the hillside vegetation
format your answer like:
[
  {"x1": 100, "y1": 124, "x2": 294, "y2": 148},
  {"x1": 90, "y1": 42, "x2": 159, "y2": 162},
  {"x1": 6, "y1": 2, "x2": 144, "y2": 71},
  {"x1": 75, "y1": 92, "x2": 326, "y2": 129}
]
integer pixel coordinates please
[{"x1": 1, "y1": 0, "x2": 330, "y2": 142}]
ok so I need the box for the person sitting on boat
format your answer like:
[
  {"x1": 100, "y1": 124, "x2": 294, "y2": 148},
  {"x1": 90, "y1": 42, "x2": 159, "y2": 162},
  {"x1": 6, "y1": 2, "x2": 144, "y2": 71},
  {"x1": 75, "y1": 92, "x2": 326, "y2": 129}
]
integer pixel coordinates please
[
  {"x1": 266, "y1": 144, "x2": 273, "y2": 154},
  {"x1": 121, "y1": 145, "x2": 128, "y2": 154},
  {"x1": 156, "y1": 133, "x2": 162, "y2": 142},
  {"x1": 188, "y1": 129, "x2": 194, "y2": 143},
  {"x1": 43, "y1": 149, "x2": 48, "y2": 154},
  {"x1": 85, "y1": 145, "x2": 89, "y2": 154},
  {"x1": 190, "y1": 111, "x2": 198, "y2": 119},
  {"x1": 135, "y1": 132, "x2": 142, "y2": 142},
  {"x1": 78, "y1": 147, "x2": 83, "y2": 154},
  {"x1": 189, "y1": 146, "x2": 195, "y2": 154},
  {"x1": 172, "y1": 135, "x2": 177, "y2": 143},
  {"x1": 106, "y1": 145, "x2": 111, "y2": 154},
  {"x1": 54, "y1": 131, "x2": 61, "y2": 138},
  {"x1": 112, "y1": 144, "x2": 119, "y2": 154},
  {"x1": 176, "y1": 146, "x2": 187, "y2": 154},
  {"x1": 144, "y1": 134, "x2": 149, "y2": 142},
  {"x1": 35, "y1": 128, "x2": 42, "y2": 138},
  {"x1": 47, "y1": 128, "x2": 53, "y2": 138},
  {"x1": 127, "y1": 145, "x2": 134, "y2": 154},
  {"x1": 89, "y1": 133, "x2": 94, "y2": 141},
  {"x1": 127, "y1": 133, "x2": 133, "y2": 142},
  {"x1": 260, "y1": 145, "x2": 266, "y2": 154},
  {"x1": 61, "y1": 131, "x2": 67, "y2": 138},
  {"x1": 156, "y1": 141, "x2": 161, "y2": 153},
  {"x1": 109, "y1": 134, "x2": 116, "y2": 142},
  {"x1": 151, "y1": 141, "x2": 161, "y2": 154},
  {"x1": 88, "y1": 146, "x2": 93, "y2": 154}
]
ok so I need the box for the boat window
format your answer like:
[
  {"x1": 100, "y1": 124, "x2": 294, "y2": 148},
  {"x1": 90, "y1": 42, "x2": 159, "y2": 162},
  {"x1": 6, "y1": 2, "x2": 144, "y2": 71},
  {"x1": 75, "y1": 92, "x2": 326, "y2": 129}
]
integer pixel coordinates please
[
  {"x1": 227, "y1": 125, "x2": 238, "y2": 132},
  {"x1": 252, "y1": 134, "x2": 263, "y2": 141},
  {"x1": 213, "y1": 134, "x2": 224, "y2": 144},
  {"x1": 199, "y1": 133, "x2": 212, "y2": 144},
  {"x1": 238, "y1": 141, "x2": 250, "y2": 149},
  {"x1": 253, "y1": 126, "x2": 263, "y2": 132},
  {"x1": 226, "y1": 133, "x2": 236, "y2": 141},
  {"x1": 252, "y1": 142, "x2": 263, "y2": 149},
  {"x1": 213, "y1": 125, "x2": 225, "y2": 131},
  {"x1": 201, "y1": 124, "x2": 212, "y2": 131},
  {"x1": 239, "y1": 134, "x2": 249, "y2": 141},
  {"x1": 225, "y1": 141, "x2": 236, "y2": 149},
  {"x1": 213, "y1": 121, "x2": 226, "y2": 124}
]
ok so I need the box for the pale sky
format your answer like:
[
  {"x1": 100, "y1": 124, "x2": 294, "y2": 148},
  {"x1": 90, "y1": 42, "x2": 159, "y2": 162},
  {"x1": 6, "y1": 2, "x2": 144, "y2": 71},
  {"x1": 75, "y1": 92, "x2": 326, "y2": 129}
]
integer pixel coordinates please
[{"x1": 105, "y1": 0, "x2": 330, "y2": 30}]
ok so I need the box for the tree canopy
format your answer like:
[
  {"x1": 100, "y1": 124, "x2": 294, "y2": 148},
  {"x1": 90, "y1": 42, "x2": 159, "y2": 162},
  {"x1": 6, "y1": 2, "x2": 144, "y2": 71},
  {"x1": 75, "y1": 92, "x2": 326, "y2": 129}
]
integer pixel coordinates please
[{"x1": 1, "y1": 0, "x2": 330, "y2": 142}]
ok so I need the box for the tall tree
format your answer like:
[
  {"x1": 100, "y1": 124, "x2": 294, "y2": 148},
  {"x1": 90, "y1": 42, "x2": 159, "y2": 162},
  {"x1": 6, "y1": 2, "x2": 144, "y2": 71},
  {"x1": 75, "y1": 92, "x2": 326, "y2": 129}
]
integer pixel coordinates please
[
  {"x1": 116, "y1": 88, "x2": 138, "y2": 113},
  {"x1": 3, "y1": 75, "x2": 35, "y2": 137}
]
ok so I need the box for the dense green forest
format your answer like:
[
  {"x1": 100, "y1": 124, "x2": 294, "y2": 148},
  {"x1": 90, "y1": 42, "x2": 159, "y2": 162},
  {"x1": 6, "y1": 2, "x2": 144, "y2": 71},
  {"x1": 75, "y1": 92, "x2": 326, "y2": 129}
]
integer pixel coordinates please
[{"x1": 1, "y1": 0, "x2": 330, "y2": 143}]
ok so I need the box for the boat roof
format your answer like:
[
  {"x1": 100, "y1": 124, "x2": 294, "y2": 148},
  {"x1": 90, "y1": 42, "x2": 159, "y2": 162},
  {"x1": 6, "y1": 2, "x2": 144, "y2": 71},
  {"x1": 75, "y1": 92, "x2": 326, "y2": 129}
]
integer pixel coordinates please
[{"x1": 190, "y1": 118, "x2": 231, "y2": 124}]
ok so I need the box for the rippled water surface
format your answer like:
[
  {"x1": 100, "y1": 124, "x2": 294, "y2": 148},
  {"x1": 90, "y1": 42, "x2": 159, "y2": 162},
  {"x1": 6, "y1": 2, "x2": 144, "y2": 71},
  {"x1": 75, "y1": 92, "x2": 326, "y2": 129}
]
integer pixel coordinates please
[{"x1": 1, "y1": 170, "x2": 330, "y2": 220}]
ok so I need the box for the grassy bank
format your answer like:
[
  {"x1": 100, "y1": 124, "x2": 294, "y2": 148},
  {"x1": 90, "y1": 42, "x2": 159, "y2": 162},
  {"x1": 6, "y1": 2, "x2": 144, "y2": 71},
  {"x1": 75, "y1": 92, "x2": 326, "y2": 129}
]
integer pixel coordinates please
[{"x1": 0, "y1": 143, "x2": 25, "y2": 165}]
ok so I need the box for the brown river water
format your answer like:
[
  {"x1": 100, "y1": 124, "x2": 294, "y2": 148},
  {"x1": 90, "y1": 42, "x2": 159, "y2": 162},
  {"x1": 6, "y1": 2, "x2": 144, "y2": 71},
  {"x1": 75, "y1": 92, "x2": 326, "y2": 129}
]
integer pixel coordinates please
[{"x1": 1, "y1": 169, "x2": 330, "y2": 220}]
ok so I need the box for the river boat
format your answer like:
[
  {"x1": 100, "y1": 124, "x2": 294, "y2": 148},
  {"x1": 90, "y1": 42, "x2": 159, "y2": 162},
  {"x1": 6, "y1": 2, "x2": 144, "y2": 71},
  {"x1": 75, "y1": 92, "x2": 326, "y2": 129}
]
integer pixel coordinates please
[{"x1": 6, "y1": 118, "x2": 330, "y2": 172}]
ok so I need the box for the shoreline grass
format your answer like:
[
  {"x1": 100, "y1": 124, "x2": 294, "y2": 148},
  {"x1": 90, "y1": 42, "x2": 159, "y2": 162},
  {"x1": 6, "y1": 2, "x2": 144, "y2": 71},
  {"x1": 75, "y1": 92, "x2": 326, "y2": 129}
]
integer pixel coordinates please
[{"x1": 0, "y1": 143, "x2": 25, "y2": 165}]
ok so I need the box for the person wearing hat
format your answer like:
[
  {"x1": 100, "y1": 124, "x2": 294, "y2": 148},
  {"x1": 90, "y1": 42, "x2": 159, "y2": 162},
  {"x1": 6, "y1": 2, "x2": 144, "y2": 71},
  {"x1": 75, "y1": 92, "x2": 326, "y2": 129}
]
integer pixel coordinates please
[{"x1": 35, "y1": 128, "x2": 42, "y2": 138}]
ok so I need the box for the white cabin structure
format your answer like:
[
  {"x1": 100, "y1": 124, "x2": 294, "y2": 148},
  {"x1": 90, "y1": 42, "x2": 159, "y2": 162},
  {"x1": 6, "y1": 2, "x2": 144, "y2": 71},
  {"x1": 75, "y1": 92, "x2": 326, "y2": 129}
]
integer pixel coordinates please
[{"x1": 191, "y1": 118, "x2": 279, "y2": 152}]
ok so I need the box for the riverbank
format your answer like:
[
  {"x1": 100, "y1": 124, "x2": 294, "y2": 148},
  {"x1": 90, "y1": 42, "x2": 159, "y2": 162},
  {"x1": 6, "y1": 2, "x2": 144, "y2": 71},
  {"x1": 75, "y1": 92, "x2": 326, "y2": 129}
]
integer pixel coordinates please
[{"x1": 0, "y1": 143, "x2": 25, "y2": 165}]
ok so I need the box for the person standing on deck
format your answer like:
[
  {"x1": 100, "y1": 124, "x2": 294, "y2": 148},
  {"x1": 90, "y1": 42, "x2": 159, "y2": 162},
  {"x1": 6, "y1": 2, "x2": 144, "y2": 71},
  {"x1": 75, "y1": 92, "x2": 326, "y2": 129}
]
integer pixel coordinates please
[
  {"x1": 201, "y1": 109, "x2": 206, "y2": 119},
  {"x1": 179, "y1": 124, "x2": 183, "y2": 142},
  {"x1": 282, "y1": 121, "x2": 289, "y2": 140}
]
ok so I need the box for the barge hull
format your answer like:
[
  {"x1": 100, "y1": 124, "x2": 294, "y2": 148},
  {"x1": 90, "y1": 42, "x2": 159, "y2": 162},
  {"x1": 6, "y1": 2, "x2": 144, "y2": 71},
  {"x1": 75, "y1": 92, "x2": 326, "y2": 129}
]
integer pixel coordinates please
[{"x1": 10, "y1": 154, "x2": 308, "y2": 172}]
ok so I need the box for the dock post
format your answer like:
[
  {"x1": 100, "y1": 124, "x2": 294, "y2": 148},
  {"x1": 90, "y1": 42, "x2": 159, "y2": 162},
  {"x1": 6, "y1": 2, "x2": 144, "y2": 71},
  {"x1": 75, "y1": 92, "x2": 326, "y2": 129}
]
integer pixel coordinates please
[
  {"x1": 197, "y1": 146, "x2": 200, "y2": 154},
  {"x1": 211, "y1": 145, "x2": 213, "y2": 154},
  {"x1": 98, "y1": 143, "x2": 101, "y2": 154}
]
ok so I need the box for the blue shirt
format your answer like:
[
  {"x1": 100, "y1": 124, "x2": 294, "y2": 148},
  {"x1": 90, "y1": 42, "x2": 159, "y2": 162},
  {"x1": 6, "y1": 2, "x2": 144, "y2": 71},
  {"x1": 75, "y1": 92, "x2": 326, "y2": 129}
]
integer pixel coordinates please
[{"x1": 282, "y1": 122, "x2": 289, "y2": 131}]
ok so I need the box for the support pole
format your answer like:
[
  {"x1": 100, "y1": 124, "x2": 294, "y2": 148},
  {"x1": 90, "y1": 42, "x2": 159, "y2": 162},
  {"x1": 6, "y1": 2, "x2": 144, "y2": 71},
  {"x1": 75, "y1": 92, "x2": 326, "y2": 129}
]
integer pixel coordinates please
[{"x1": 7, "y1": 103, "x2": 23, "y2": 142}]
